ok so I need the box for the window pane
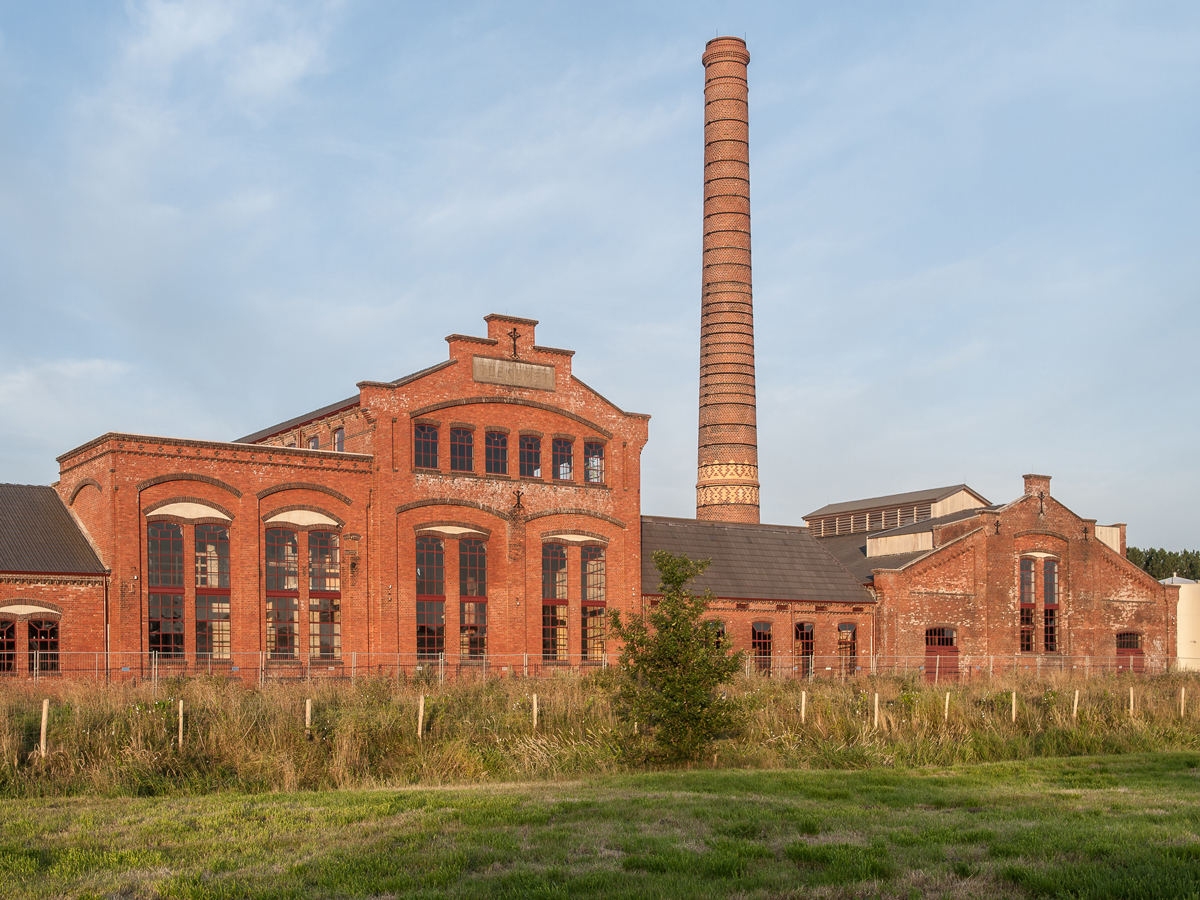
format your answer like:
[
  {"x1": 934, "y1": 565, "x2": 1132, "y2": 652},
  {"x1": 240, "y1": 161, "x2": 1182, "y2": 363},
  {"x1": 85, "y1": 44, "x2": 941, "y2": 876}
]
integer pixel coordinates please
[
  {"x1": 0, "y1": 620, "x2": 15, "y2": 672},
  {"x1": 309, "y1": 531, "x2": 340, "y2": 593},
  {"x1": 460, "y1": 601, "x2": 486, "y2": 658},
  {"x1": 1043, "y1": 559, "x2": 1059, "y2": 605},
  {"x1": 837, "y1": 623, "x2": 856, "y2": 676},
  {"x1": 485, "y1": 432, "x2": 508, "y2": 475},
  {"x1": 542, "y1": 604, "x2": 567, "y2": 661},
  {"x1": 542, "y1": 543, "x2": 567, "y2": 600},
  {"x1": 417, "y1": 600, "x2": 445, "y2": 659},
  {"x1": 195, "y1": 524, "x2": 230, "y2": 588},
  {"x1": 1019, "y1": 558, "x2": 1035, "y2": 605},
  {"x1": 27, "y1": 620, "x2": 59, "y2": 672},
  {"x1": 552, "y1": 439, "x2": 573, "y2": 480},
  {"x1": 795, "y1": 622, "x2": 814, "y2": 676},
  {"x1": 309, "y1": 596, "x2": 341, "y2": 660},
  {"x1": 752, "y1": 622, "x2": 772, "y2": 674},
  {"x1": 414, "y1": 424, "x2": 438, "y2": 468},
  {"x1": 450, "y1": 428, "x2": 474, "y2": 472},
  {"x1": 459, "y1": 538, "x2": 486, "y2": 597},
  {"x1": 519, "y1": 436, "x2": 541, "y2": 478},
  {"x1": 266, "y1": 529, "x2": 299, "y2": 591},
  {"x1": 582, "y1": 605, "x2": 605, "y2": 661},
  {"x1": 584, "y1": 443, "x2": 605, "y2": 483},
  {"x1": 149, "y1": 593, "x2": 184, "y2": 659},
  {"x1": 416, "y1": 536, "x2": 444, "y2": 596},
  {"x1": 266, "y1": 596, "x2": 298, "y2": 660},
  {"x1": 196, "y1": 595, "x2": 230, "y2": 660},
  {"x1": 147, "y1": 522, "x2": 184, "y2": 587},
  {"x1": 581, "y1": 546, "x2": 604, "y2": 603},
  {"x1": 334, "y1": 427, "x2": 345, "y2": 453}
]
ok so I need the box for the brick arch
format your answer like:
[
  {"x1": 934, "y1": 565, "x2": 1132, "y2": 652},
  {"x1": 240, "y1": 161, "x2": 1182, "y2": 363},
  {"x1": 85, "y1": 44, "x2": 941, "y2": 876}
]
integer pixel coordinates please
[
  {"x1": 524, "y1": 508, "x2": 626, "y2": 528},
  {"x1": 256, "y1": 482, "x2": 353, "y2": 505},
  {"x1": 408, "y1": 396, "x2": 614, "y2": 439},
  {"x1": 262, "y1": 504, "x2": 346, "y2": 529},
  {"x1": 395, "y1": 498, "x2": 509, "y2": 521},
  {"x1": 142, "y1": 496, "x2": 236, "y2": 520},
  {"x1": 68, "y1": 478, "x2": 102, "y2": 505},
  {"x1": 136, "y1": 473, "x2": 243, "y2": 498},
  {"x1": 0, "y1": 599, "x2": 64, "y2": 620},
  {"x1": 413, "y1": 521, "x2": 493, "y2": 538}
]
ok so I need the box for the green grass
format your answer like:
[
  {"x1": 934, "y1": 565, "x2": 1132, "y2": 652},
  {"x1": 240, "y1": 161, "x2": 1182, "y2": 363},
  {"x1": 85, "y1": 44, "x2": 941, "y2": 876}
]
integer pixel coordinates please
[{"x1": 2, "y1": 752, "x2": 1199, "y2": 899}]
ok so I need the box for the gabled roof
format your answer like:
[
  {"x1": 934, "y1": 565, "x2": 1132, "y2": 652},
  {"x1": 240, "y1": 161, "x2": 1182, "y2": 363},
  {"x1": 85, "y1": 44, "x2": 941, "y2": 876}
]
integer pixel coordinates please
[
  {"x1": 233, "y1": 359, "x2": 456, "y2": 444},
  {"x1": 814, "y1": 533, "x2": 932, "y2": 585},
  {"x1": 870, "y1": 506, "x2": 993, "y2": 538},
  {"x1": 804, "y1": 484, "x2": 987, "y2": 520},
  {"x1": 640, "y1": 516, "x2": 872, "y2": 604},
  {"x1": 0, "y1": 484, "x2": 105, "y2": 574}
]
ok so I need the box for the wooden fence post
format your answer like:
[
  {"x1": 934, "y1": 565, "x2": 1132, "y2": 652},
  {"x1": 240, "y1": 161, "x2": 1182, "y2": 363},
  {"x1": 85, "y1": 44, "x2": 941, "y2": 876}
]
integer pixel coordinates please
[
  {"x1": 1011, "y1": 691, "x2": 1017, "y2": 724},
  {"x1": 177, "y1": 699, "x2": 184, "y2": 749},
  {"x1": 944, "y1": 692, "x2": 950, "y2": 723},
  {"x1": 417, "y1": 694, "x2": 425, "y2": 739},
  {"x1": 1129, "y1": 687, "x2": 1134, "y2": 718},
  {"x1": 1072, "y1": 689, "x2": 1079, "y2": 723},
  {"x1": 305, "y1": 698, "x2": 313, "y2": 741},
  {"x1": 1182, "y1": 686, "x2": 1187, "y2": 719},
  {"x1": 532, "y1": 694, "x2": 539, "y2": 731},
  {"x1": 874, "y1": 692, "x2": 879, "y2": 730},
  {"x1": 801, "y1": 690, "x2": 807, "y2": 725},
  {"x1": 39, "y1": 698, "x2": 49, "y2": 757}
]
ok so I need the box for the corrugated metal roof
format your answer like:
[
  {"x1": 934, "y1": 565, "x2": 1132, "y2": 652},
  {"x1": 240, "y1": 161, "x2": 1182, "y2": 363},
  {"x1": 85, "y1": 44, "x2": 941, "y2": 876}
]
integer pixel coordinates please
[
  {"x1": 233, "y1": 359, "x2": 456, "y2": 444},
  {"x1": 804, "y1": 484, "x2": 987, "y2": 520},
  {"x1": 870, "y1": 506, "x2": 992, "y2": 538},
  {"x1": 815, "y1": 533, "x2": 931, "y2": 584},
  {"x1": 640, "y1": 516, "x2": 872, "y2": 604},
  {"x1": 0, "y1": 484, "x2": 105, "y2": 574}
]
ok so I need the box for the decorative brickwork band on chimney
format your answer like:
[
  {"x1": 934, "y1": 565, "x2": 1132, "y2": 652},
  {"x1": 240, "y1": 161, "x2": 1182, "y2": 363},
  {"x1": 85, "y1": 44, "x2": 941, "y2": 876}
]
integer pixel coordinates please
[{"x1": 696, "y1": 36, "x2": 760, "y2": 524}]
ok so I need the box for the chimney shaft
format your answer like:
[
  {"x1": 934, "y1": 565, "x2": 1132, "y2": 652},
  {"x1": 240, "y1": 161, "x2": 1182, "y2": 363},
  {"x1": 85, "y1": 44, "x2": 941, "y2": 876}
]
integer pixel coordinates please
[{"x1": 696, "y1": 37, "x2": 760, "y2": 523}]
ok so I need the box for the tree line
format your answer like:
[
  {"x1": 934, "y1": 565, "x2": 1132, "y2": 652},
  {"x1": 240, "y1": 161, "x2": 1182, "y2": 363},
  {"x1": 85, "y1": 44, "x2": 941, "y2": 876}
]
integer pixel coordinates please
[{"x1": 1127, "y1": 546, "x2": 1200, "y2": 581}]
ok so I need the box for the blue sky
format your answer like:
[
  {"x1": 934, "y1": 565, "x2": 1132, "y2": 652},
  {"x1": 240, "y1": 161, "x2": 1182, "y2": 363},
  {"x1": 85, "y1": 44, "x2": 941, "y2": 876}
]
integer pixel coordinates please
[{"x1": 0, "y1": 1, "x2": 1197, "y2": 547}]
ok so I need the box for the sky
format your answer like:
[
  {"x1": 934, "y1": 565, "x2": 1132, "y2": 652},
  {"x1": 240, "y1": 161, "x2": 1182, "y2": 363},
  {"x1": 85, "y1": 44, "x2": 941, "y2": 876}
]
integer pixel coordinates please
[{"x1": 0, "y1": 1, "x2": 1197, "y2": 548}]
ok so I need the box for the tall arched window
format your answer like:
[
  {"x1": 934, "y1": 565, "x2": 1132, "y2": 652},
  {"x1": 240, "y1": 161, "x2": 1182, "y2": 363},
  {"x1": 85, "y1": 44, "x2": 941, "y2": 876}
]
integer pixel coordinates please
[
  {"x1": 28, "y1": 620, "x2": 58, "y2": 673},
  {"x1": 265, "y1": 528, "x2": 299, "y2": 660},
  {"x1": 148, "y1": 522, "x2": 184, "y2": 660},
  {"x1": 837, "y1": 623, "x2": 857, "y2": 676},
  {"x1": 520, "y1": 435, "x2": 541, "y2": 478},
  {"x1": 1043, "y1": 559, "x2": 1059, "y2": 652},
  {"x1": 581, "y1": 546, "x2": 605, "y2": 661},
  {"x1": 195, "y1": 524, "x2": 230, "y2": 661},
  {"x1": 795, "y1": 622, "x2": 814, "y2": 676},
  {"x1": 1019, "y1": 558, "x2": 1036, "y2": 652},
  {"x1": 0, "y1": 620, "x2": 14, "y2": 673},
  {"x1": 450, "y1": 428, "x2": 474, "y2": 472},
  {"x1": 459, "y1": 538, "x2": 487, "y2": 659},
  {"x1": 752, "y1": 622, "x2": 772, "y2": 674},
  {"x1": 542, "y1": 543, "x2": 567, "y2": 662},
  {"x1": 309, "y1": 532, "x2": 341, "y2": 661},
  {"x1": 416, "y1": 536, "x2": 445, "y2": 660},
  {"x1": 414, "y1": 424, "x2": 438, "y2": 469}
]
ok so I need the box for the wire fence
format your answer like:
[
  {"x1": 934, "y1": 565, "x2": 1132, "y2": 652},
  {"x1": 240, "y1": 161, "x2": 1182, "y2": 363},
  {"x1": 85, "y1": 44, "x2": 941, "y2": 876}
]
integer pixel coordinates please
[{"x1": 0, "y1": 650, "x2": 1191, "y2": 684}]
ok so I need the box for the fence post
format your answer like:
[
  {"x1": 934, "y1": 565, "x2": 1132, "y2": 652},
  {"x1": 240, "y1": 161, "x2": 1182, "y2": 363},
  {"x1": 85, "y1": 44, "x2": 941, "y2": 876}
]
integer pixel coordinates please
[
  {"x1": 417, "y1": 694, "x2": 425, "y2": 739},
  {"x1": 989, "y1": 656, "x2": 993, "y2": 679},
  {"x1": 39, "y1": 698, "x2": 49, "y2": 757},
  {"x1": 305, "y1": 698, "x2": 313, "y2": 740},
  {"x1": 1129, "y1": 686, "x2": 1134, "y2": 718},
  {"x1": 874, "y1": 692, "x2": 879, "y2": 730},
  {"x1": 352, "y1": 651, "x2": 357, "y2": 683},
  {"x1": 523, "y1": 653, "x2": 528, "y2": 678},
  {"x1": 532, "y1": 693, "x2": 539, "y2": 731},
  {"x1": 1011, "y1": 691, "x2": 1017, "y2": 724},
  {"x1": 34, "y1": 650, "x2": 39, "y2": 684},
  {"x1": 934, "y1": 654, "x2": 940, "y2": 685},
  {"x1": 944, "y1": 692, "x2": 950, "y2": 723},
  {"x1": 801, "y1": 690, "x2": 807, "y2": 725},
  {"x1": 177, "y1": 699, "x2": 184, "y2": 749},
  {"x1": 1182, "y1": 686, "x2": 1187, "y2": 719},
  {"x1": 1072, "y1": 688, "x2": 1079, "y2": 723}
]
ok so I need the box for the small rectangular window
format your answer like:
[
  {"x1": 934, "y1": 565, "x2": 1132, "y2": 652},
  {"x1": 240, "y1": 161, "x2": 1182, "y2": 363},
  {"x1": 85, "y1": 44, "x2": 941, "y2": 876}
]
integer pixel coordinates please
[
  {"x1": 414, "y1": 424, "x2": 438, "y2": 468},
  {"x1": 148, "y1": 522, "x2": 184, "y2": 588},
  {"x1": 1020, "y1": 558, "x2": 1035, "y2": 605},
  {"x1": 485, "y1": 432, "x2": 508, "y2": 475},
  {"x1": 266, "y1": 597, "x2": 298, "y2": 660},
  {"x1": 196, "y1": 595, "x2": 230, "y2": 660},
  {"x1": 265, "y1": 529, "x2": 299, "y2": 592},
  {"x1": 1043, "y1": 559, "x2": 1058, "y2": 606},
  {"x1": 581, "y1": 546, "x2": 605, "y2": 602},
  {"x1": 309, "y1": 597, "x2": 341, "y2": 660},
  {"x1": 416, "y1": 536, "x2": 444, "y2": 597},
  {"x1": 582, "y1": 605, "x2": 605, "y2": 661},
  {"x1": 334, "y1": 427, "x2": 345, "y2": 453},
  {"x1": 752, "y1": 622, "x2": 772, "y2": 674},
  {"x1": 450, "y1": 428, "x2": 473, "y2": 472},
  {"x1": 459, "y1": 538, "x2": 486, "y2": 597},
  {"x1": 542, "y1": 604, "x2": 568, "y2": 662},
  {"x1": 1043, "y1": 607, "x2": 1057, "y2": 653},
  {"x1": 520, "y1": 435, "x2": 541, "y2": 478},
  {"x1": 417, "y1": 600, "x2": 445, "y2": 659},
  {"x1": 552, "y1": 438, "x2": 573, "y2": 480},
  {"x1": 460, "y1": 601, "x2": 486, "y2": 659},
  {"x1": 308, "y1": 532, "x2": 340, "y2": 593},
  {"x1": 195, "y1": 524, "x2": 230, "y2": 588},
  {"x1": 1020, "y1": 607, "x2": 1035, "y2": 652},
  {"x1": 308, "y1": 435, "x2": 319, "y2": 450},
  {"x1": 27, "y1": 620, "x2": 58, "y2": 672},
  {"x1": 584, "y1": 443, "x2": 605, "y2": 483},
  {"x1": 542, "y1": 543, "x2": 567, "y2": 600}
]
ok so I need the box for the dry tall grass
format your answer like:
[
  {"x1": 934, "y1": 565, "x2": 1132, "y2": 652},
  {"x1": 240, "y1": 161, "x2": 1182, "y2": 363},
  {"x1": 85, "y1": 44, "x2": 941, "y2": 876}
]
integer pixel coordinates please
[{"x1": 2, "y1": 670, "x2": 1197, "y2": 796}]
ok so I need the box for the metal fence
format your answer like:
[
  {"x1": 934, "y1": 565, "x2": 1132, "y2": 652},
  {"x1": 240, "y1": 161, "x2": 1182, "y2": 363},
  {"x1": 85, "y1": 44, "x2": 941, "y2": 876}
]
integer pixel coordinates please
[{"x1": 0, "y1": 650, "x2": 1192, "y2": 684}]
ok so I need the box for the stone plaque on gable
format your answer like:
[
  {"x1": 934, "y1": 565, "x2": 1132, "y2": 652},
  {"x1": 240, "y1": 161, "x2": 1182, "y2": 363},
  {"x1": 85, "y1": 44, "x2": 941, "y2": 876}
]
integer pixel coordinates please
[{"x1": 472, "y1": 356, "x2": 555, "y2": 392}]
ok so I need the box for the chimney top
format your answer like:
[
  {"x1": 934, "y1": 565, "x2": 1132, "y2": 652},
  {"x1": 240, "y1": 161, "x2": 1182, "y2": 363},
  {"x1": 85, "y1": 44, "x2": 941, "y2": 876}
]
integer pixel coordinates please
[
  {"x1": 703, "y1": 36, "x2": 750, "y2": 66},
  {"x1": 1023, "y1": 474, "x2": 1051, "y2": 496}
]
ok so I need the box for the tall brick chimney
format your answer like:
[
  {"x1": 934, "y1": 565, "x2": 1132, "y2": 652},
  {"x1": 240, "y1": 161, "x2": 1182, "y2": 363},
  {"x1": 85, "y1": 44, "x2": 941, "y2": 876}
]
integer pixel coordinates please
[{"x1": 696, "y1": 36, "x2": 760, "y2": 523}]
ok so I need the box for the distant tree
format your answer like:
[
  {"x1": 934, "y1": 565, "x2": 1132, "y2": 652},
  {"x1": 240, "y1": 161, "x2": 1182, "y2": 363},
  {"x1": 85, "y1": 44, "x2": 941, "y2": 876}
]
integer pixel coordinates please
[
  {"x1": 1127, "y1": 547, "x2": 1200, "y2": 581},
  {"x1": 609, "y1": 551, "x2": 743, "y2": 762}
]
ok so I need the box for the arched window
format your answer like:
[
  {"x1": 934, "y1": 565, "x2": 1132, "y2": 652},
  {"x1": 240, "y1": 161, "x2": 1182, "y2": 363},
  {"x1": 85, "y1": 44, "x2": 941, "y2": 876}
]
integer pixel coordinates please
[
  {"x1": 309, "y1": 532, "x2": 341, "y2": 661},
  {"x1": 706, "y1": 620, "x2": 726, "y2": 649},
  {"x1": 552, "y1": 439, "x2": 573, "y2": 480},
  {"x1": 416, "y1": 536, "x2": 445, "y2": 660},
  {"x1": 581, "y1": 546, "x2": 605, "y2": 661},
  {"x1": 459, "y1": 538, "x2": 486, "y2": 659},
  {"x1": 0, "y1": 620, "x2": 15, "y2": 673},
  {"x1": 1043, "y1": 559, "x2": 1059, "y2": 652},
  {"x1": 542, "y1": 543, "x2": 567, "y2": 662},
  {"x1": 148, "y1": 522, "x2": 184, "y2": 660},
  {"x1": 520, "y1": 435, "x2": 541, "y2": 478},
  {"x1": 837, "y1": 623, "x2": 857, "y2": 676},
  {"x1": 28, "y1": 620, "x2": 58, "y2": 673},
  {"x1": 1019, "y1": 558, "x2": 1035, "y2": 652},
  {"x1": 196, "y1": 524, "x2": 231, "y2": 661},
  {"x1": 584, "y1": 442, "x2": 605, "y2": 483},
  {"x1": 485, "y1": 431, "x2": 508, "y2": 475},
  {"x1": 414, "y1": 424, "x2": 438, "y2": 469},
  {"x1": 450, "y1": 428, "x2": 473, "y2": 472},
  {"x1": 752, "y1": 622, "x2": 772, "y2": 674},
  {"x1": 334, "y1": 427, "x2": 345, "y2": 452},
  {"x1": 265, "y1": 528, "x2": 299, "y2": 660},
  {"x1": 795, "y1": 622, "x2": 814, "y2": 676}
]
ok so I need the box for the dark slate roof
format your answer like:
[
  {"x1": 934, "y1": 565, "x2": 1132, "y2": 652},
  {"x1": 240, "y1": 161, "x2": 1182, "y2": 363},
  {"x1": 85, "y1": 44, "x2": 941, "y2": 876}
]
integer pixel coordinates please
[
  {"x1": 815, "y1": 533, "x2": 931, "y2": 585},
  {"x1": 640, "y1": 516, "x2": 872, "y2": 604},
  {"x1": 804, "y1": 484, "x2": 987, "y2": 520},
  {"x1": 233, "y1": 359, "x2": 456, "y2": 444},
  {"x1": 0, "y1": 484, "x2": 105, "y2": 574}
]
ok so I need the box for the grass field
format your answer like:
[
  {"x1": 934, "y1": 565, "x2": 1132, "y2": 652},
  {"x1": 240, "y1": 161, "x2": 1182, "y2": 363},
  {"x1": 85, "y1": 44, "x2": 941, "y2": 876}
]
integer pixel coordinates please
[{"x1": 2, "y1": 752, "x2": 1199, "y2": 899}]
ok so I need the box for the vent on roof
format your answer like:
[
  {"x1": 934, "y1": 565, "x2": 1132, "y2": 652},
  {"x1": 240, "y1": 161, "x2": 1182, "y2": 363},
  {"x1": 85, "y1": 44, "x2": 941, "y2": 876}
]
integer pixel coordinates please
[{"x1": 810, "y1": 503, "x2": 935, "y2": 537}]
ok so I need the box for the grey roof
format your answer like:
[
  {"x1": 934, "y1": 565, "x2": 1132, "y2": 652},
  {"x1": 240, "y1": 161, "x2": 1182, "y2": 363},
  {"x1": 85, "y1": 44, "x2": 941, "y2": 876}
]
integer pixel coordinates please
[
  {"x1": 0, "y1": 484, "x2": 105, "y2": 574},
  {"x1": 815, "y1": 533, "x2": 931, "y2": 585},
  {"x1": 640, "y1": 516, "x2": 872, "y2": 604},
  {"x1": 870, "y1": 506, "x2": 992, "y2": 538},
  {"x1": 804, "y1": 484, "x2": 988, "y2": 520},
  {"x1": 233, "y1": 359, "x2": 455, "y2": 444},
  {"x1": 1161, "y1": 576, "x2": 1197, "y2": 585}
]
